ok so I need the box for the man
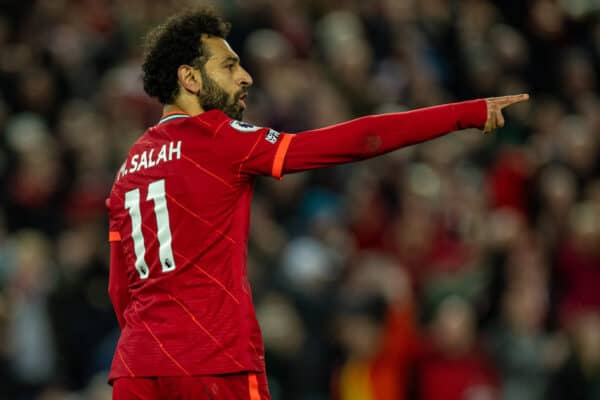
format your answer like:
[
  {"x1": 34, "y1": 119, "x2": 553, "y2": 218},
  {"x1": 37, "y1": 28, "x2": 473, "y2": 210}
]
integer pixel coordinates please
[{"x1": 106, "y1": 8, "x2": 528, "y2": 400}]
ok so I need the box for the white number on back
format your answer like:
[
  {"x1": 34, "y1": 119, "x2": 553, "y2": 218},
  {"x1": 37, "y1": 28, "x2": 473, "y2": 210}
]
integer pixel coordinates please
[{"x1": 125, "y1": 179, "x2": 176, "y2": 279}]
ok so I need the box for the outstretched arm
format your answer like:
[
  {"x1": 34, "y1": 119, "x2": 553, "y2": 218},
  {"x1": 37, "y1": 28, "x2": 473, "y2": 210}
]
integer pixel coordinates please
[{"x1": 279, "y1": 94, "x2": 528, "y2": 176}]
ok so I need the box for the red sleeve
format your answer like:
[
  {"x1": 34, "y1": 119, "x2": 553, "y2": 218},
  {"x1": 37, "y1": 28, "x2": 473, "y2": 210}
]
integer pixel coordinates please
[
  {"x1": 107, "y1": 200, "x2": 130, "y2": 329},
  {"x1": 281, "y1": 99, "x2": 487, "y2": 174},
  {"x1": 214, "y1": 119, "x2": 294, "y2": 179}
]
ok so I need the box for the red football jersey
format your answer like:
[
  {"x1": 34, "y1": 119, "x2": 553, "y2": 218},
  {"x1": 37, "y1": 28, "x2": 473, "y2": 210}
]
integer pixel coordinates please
[
  {"x1": 107, "y1": 110, "x2": 293, "y2": 382},
  {"x1": 107, "y1": 99, "x2": 487, "y2": 382}
]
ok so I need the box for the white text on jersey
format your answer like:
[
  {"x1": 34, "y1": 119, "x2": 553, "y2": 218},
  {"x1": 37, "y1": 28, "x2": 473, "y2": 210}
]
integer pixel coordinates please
[{"x1": 118, "y1": 140, "x2": 182, "y2": 180}]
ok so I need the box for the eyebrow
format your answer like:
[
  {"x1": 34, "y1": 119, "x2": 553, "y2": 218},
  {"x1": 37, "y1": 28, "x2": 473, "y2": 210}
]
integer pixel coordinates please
[{"x1": 222, "y1": 56, "x2": 240, "y2": 65}]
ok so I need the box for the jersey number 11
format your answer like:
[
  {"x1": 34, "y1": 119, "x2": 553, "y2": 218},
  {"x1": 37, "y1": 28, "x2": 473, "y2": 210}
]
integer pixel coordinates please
[{"x1": 124, "y1": 179, "x2": 176, "y2": 279}]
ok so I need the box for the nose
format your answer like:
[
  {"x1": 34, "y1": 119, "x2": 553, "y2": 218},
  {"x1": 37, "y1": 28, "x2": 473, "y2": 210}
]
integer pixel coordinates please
[{"x1": 239, "y1": 66, "x2": 253, "y2": 88}]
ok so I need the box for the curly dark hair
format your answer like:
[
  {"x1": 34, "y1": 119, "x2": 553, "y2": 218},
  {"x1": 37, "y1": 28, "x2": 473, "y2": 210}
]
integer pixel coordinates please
[{"x1": 141, "y1": 9, "x2": 231, "y2": 104}]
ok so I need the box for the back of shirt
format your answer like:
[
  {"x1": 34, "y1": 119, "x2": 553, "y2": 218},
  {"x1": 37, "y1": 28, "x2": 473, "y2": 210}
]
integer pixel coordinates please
[{"x1": 106, "y1": 110, "x2": 292, "y2": 381}]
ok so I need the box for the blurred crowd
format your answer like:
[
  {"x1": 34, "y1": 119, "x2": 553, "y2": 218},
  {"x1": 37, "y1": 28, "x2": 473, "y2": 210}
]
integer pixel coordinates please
[{"x1": 1, "y1": 0, "x2": 600, "y2": 399}]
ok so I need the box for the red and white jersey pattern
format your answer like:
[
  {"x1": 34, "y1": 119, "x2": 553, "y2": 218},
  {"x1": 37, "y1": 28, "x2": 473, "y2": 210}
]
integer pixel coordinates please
[{"x1": 107, "y1": 110, "x2": 292, "y2": 381}]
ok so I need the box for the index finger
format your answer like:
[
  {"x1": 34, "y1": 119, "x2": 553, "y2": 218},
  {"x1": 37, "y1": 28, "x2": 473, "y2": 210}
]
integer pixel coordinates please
[{"x1": 498, "y1": 93, "x2": 530, "y2": 108}]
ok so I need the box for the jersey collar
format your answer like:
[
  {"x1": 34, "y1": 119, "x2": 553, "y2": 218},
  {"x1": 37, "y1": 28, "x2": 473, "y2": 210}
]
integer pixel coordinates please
[{"x1": 158, "y1": 111, "x2": 190, "y2": 125}]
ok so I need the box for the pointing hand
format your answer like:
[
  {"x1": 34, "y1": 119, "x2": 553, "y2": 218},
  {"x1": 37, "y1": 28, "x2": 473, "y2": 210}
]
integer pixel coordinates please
[{"x1": 484, "y1": 93, "x2": 530, "y2": 134}]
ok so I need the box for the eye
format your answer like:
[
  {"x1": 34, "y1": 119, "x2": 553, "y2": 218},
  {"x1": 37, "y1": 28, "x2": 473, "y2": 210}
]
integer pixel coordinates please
[{"x1": 225, "y1": 64, "x2": 235, "y2": 71}]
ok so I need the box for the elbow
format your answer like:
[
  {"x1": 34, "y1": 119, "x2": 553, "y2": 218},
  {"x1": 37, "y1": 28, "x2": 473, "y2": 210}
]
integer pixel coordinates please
[
  {"x1": 108, "y1": 283, "x2": 128, "y2": 310},
  {"x1": 108, "y1": 287, "x2": 117, "y2": 307},
  {"x1": 364, "y1": 134, "x2": 382, "y2": 155},
  {"x1": 352, "y1": 115, "x2": 383, "y2": 155},
  {"x1": 108, "y1": 280, "x2": 119, "y2": 302},
  {"x1": 108, "y1": 287, "x2": 120, "y2": 312}
]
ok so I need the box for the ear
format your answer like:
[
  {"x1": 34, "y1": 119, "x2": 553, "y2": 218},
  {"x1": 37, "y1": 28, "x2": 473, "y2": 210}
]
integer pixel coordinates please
[{"x1": 177, "y1": 65, "x2": 202, "y2": 95}]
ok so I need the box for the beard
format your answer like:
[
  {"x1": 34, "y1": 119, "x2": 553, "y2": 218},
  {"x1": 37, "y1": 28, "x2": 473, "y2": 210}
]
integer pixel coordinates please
[{"x1": 198, "y1": 68, "x2": 246, "y2": 120}]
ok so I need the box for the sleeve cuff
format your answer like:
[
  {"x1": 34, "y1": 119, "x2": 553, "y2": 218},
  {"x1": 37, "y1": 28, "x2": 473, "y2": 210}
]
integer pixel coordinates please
[{"x1": 458, "y1": 99, "x2": 488, "y2": 129}]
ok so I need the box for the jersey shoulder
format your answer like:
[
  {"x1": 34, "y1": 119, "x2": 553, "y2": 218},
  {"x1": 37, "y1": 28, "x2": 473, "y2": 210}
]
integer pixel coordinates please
[
  {"x1": 152, "y1": 110, "x2": 224, "y2": 140},
  {"x1": 153, "y1": 109, "x2": 269, "y2": 141},
  {"x1": 189, "y1": 110, "x2": 270, "y2": 139}
]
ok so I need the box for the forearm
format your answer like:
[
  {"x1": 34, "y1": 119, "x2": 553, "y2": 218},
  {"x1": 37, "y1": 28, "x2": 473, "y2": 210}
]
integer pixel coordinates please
[
  {"x1": 109, "y1": 242, "x2": 130, "y2": 329},
  {"x1": 109, "y1": 284, "x2": 129, "y2": 329},
  {"x1": 282, "y1": 99, "x2": 487, "y2": 173}
]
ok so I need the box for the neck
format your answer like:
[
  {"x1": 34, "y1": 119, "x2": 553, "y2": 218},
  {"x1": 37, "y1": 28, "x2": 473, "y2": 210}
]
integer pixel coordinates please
[{"x1": 163, "y1": 96, "x2": 204, "y2": 117}]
